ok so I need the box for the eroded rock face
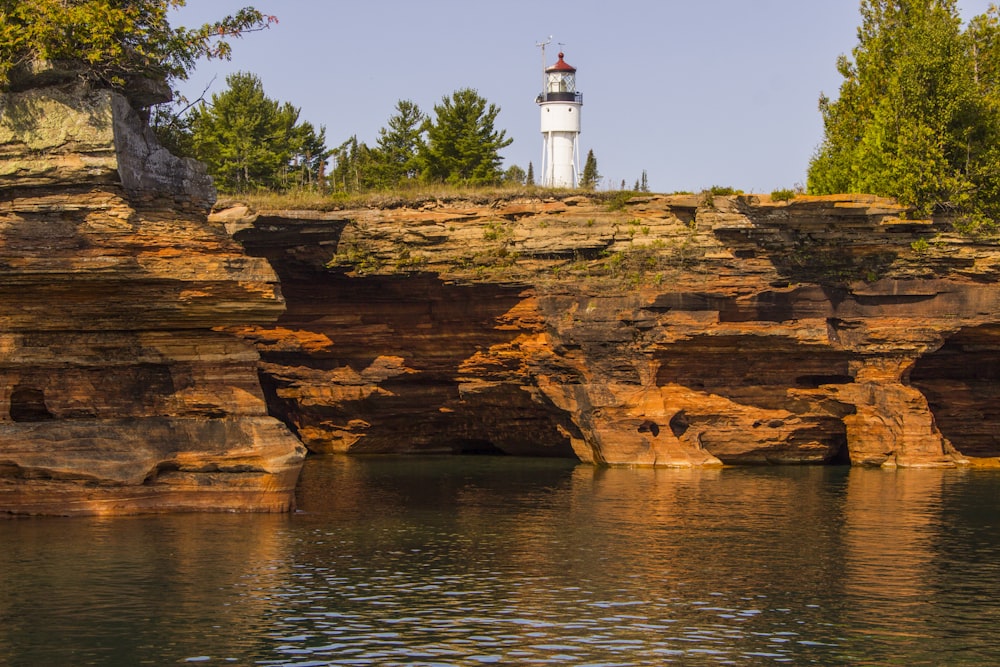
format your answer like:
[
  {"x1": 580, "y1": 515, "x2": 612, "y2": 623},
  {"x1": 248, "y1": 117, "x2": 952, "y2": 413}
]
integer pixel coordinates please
[
  {"x1": 224, "y1": 194, "x2": 1000, "y2": 468},
  {"x1": 0, "y1": 80, "x2": 305, "y2": 515}
]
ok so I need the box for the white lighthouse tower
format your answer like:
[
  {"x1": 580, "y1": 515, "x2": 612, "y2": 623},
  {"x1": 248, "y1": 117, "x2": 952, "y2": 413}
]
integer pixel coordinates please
[{"x1": 537, "y1": 51, "x2": 582, "y2": 188}]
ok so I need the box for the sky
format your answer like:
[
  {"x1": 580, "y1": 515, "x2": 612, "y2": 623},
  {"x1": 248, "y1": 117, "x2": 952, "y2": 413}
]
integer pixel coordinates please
[{"x1": 170, "y1": 0, "x2": 997, "y2": 194}]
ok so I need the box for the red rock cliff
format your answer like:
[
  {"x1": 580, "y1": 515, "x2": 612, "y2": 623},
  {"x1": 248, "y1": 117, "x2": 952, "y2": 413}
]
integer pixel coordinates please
[
  {"x1": 0, "y1": 72, "x2": 306, "y2": 515},
  {"x1": 222, "y1": 193, "x2": 1000, "y2": 468}
]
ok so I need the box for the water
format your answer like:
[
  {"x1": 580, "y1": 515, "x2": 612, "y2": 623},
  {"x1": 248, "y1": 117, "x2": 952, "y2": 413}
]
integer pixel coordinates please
[{"x1": 2, "y1": 457, "x2": 1000, "y2": 666}]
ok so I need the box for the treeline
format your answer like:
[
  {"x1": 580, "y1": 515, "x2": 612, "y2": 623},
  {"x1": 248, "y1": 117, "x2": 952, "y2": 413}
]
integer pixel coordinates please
[
  {"x1": 157, "y1": 72, "x2": 520, "y2": 193},
  {"x1": 809, "y1": 0, "x2": 1000, "y2": 228}
]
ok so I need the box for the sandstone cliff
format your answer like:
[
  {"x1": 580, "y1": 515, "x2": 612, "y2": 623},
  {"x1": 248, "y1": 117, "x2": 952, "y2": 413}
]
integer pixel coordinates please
[
  {"x1": 0, "y1": 71, "x2": 305, "y2": 515},
  {"x1": 221, "y1": 193, "x2": 1000, "y2": 468}
]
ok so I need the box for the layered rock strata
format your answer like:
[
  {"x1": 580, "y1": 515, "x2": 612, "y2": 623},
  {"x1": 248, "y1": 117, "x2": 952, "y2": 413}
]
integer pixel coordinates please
[
  {"x1": 0, "y1": 76, "x2": 305, "y2": 515},
  {"x1": 223, "y1": 194, "x2": 1000, "y2": 468}
]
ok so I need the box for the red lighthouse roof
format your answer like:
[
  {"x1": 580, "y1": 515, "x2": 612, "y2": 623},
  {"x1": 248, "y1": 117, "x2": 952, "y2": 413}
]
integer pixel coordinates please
[{"x1": 546, "y1": 52, "x2": 576, "y2": 73}]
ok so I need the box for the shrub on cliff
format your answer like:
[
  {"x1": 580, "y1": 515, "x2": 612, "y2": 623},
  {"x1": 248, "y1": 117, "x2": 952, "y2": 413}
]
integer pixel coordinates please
[
  {"x1": 808, "y1": 0, "x2": 1000, "y2": 228},
  {"x1": 0, "y1": 0, "x2": 274, "y2": 94}
]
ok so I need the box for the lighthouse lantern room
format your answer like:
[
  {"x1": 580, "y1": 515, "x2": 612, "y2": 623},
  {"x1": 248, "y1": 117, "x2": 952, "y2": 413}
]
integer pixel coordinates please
[{"x1": 536, "y1": 51, "x2": 582, "y2": 188}]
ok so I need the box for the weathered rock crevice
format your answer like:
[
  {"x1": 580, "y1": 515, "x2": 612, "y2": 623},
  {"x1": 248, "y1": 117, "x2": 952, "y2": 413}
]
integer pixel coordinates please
[
  {"x1": 222, "y1": 194, "x2": 1000, "y2": 469},
  {"x1": 0, "y1": 73, "x2": 305, "y2": 515}
]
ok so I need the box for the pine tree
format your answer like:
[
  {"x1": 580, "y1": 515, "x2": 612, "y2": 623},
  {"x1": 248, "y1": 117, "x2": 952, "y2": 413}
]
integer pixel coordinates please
[
  {"x1": 526, "y1": 162, "x2": 535, "y2": 186},
  {"x1": 581, "y1": 149, "x2": 600, "y2": 190},
  {"x1": 329, "y1": 136, "x2": 378, "y2": 193},
  {"x1": 640, "y1": 169, "x2": 649, "y2": 193},
  {"x1": 289, "y1": 120, "x2": 331, "y2": 189},
  {"x1": 417, "y1": 88, "x2": 513, "y2": 185},
  {"x1": 373, "y1": 99, "x2": 425, "y2": 187},
  {"x1": 188, "y1": 72, "x2": 327, "y2": 192}
]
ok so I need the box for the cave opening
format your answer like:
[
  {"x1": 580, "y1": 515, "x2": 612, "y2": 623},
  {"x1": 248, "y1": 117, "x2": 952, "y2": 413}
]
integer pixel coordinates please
[
  {"x1": 9, "y1": 385, "x2": 54, "y2": 422},
  {"x1": 910, "y1": 325, "x2": 1000, "y2": 458}
]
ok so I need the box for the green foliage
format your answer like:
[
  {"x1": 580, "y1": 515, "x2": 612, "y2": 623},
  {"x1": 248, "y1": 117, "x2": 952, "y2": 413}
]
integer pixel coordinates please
[
  {"x1": 0, "y1": 0, "x2": 274, "y2": 93},
  {"x1": 911, "y1": 237, "x2": 931, "y2": 253},
  {"x1": 503, "y1": 164, "x2": 527, "y2": 186},
  {"x1": 526, "y1": 161, "x2": 535, "y2": 186},
  {"x1": 771, "y1": 188, "x2": 797, "y2": 202},
  {"x1": 187, "y1": 72, "x2": 329, "y2": 192},
  {"x1": 418, "y1": 88, "x2": 513, "y2": 185},
  {"x1": 581, "y1": 149, "x2": 600, "y2": 190},
  {"x1": 605, "y1": 190, "x2": 638, "y2": 211},
  {"x1": 329, "y1": 135, "x2": 378, "y2": 193},
  {"x1": 808, "y1": 0, "x2": 1000, "y2": 223},
  {"x1": 701, "y1": 185, "x2": 742, "y2": 207},
  {"x1": 328, "y1": 240, "x2": 381, "y2": 275},
  {"x1": 706, "y1": 185, "x2": 740, "y2": 196},
  {"x1": 482, "y1": 220, "x2": 512, "y2": 242},
  {"x1": 371, "y1": 99, "x2": 425, "y2": 187}
]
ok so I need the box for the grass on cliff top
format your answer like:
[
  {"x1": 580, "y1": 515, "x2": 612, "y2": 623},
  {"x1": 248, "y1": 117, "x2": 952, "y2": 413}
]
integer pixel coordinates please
[{"x1": 217, "y1": 185, "x2": 653, "y2": 212}]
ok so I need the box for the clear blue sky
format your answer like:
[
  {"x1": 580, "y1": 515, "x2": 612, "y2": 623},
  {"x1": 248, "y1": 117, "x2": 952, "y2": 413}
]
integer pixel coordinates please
[{"x1": 170, "y1": 1, "x2": 996, "y2": 194}]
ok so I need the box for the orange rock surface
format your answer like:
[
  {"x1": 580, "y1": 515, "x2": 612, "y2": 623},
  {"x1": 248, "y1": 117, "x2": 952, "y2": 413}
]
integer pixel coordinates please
[
  {"x1": 0, "y1": 75, "x2": 305, "y2": 515},
  {"x1": 226, "y1": 193, "x2": 1000, "y2": 468}
]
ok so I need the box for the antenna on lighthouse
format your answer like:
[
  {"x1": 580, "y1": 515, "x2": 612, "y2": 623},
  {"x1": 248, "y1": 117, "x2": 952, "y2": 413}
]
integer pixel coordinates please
[{"x1": 535, "y1": 36, "x2": 552, "y2": 96}]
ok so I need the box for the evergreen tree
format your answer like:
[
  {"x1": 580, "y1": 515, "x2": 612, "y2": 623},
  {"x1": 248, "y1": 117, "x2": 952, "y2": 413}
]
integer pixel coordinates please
[
  {"x1": 808, "y1": 0, "x2": 999, "y2": 221},
  {"x1": 526, "y1": 161, "x2": 535, "y2": 186},
  {"x1": 581, "y1": 149, "x2": 600, "y2": 189},
  {"x1": 187, "y1": 72, "x2": 327, "y2": 192},
  {"x1": 289, "y1": 120, "x2": 331, "y2": 189},
  {"x1": 640, "y1": 169, "x2": 649, "y2": 193},
  {"x1": 330, "y1": 136, "x2": 378, "y2": 193},
  {"x1": 418, "y1": 88, "x2": 513, "y2": 185},
  {"x1": 373, "y1": 99, "x2": 425, "y2": 187}
]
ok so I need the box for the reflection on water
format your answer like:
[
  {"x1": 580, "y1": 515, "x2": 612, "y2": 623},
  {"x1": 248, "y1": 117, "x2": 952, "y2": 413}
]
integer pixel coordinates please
[{"x1": 2, "y1": 458, "x2": 1000, "y2": 665}]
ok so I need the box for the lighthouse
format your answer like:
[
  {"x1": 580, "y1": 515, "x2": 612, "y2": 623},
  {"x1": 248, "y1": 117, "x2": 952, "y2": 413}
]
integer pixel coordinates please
[{"x1": 537, "y1": 51, "x2": 582, "y2": 188}]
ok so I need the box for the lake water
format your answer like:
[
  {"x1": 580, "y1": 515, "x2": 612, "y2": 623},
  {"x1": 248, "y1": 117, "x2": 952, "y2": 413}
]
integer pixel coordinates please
[{"x1": 2, "y1": 457, "x2": 1000, "y2": 666}]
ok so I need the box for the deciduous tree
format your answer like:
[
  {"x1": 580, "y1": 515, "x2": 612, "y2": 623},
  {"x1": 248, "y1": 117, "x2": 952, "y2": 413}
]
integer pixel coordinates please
[
  {"x1": 808, "y1": 0, "x2": 1000, "y2": 224},
  {"x1": 0, "y1": 0, "x2": 274, "y2": 93}
]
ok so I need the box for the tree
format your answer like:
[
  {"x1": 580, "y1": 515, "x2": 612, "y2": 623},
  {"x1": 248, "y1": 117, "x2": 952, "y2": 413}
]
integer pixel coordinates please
[
  {"x1": 526, "y1": 162, "x2": 535, "y2": 186},
  {"x1": 187, "y1": 72, "x2": 327, "y2": 192},
  {"x1": 329, "y1": 136, "x2": 378, "y2": 193},
  {"x1": 372, "y1": 99, "x2": 425, "y2": 187},
  {"x1": 640, "y1": 169, "x2": 650, "y2": 193},
  {"x1": 966, "y1": 6, "x2": 1000, "y2": 219},
  {"x1": 807, "y1": 0, "x2": 999, "y2": 222},
  {"x1": 503, "y1": 164, "x2": 527, "y2": 185},
  {"x1": 289, "y1": 120, "x2": 331, "y2": 189},
  {"x1": 581, "y1": 149, "x2": 600, "y2": 190},
  {"x1": 0, "y1": 1, "x2": 275, "y2": 94},
  {"x1": 417, "y1": 88, "x2": 513, "y2": 185}
]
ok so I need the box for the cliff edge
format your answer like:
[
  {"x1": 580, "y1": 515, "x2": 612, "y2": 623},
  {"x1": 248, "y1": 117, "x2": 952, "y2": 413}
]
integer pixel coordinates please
[
  {"x1": 0, "y1": 69, "x2": 305, "y2": 515},
  {"x1": 222, "y1": 193, "x2": 1000, "y2": 468}
]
